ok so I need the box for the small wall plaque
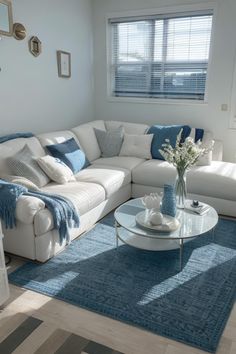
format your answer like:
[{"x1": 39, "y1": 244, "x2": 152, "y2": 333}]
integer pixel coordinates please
[{"x1": 29, "y1": 36, "x2": 42, "y2": 57}]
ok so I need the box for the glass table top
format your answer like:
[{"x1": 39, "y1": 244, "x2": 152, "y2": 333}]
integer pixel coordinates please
[{"x1": 114, "y1": 198, "x2": 219, "y2": 240}]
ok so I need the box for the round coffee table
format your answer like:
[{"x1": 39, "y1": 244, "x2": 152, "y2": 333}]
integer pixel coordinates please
[{"x1": 114, "y1": 198, "x2": 218, "y2": 270}]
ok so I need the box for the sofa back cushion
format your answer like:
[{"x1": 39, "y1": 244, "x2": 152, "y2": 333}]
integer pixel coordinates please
[
  {"x1": 105, "y1": 120, "x2": 149, "y2": 135},
  {"x1": 37, "y1": 130, "x2": 80, "y2": 147},
  {"x1": 0, "y1": 137, "x2": 45, "y2": 175},
  {"x1": 72, "y1": 120, "x2": 105, "y2": 162}
]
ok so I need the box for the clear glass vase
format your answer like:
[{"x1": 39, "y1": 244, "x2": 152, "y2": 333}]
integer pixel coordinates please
[{"x1": 175, "y1": 169, "x2": 187, "y2": 209}]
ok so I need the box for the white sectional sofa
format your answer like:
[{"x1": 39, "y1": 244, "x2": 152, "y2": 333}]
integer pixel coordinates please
[{"x1": 1, "y1": 120, "x2": 236, "y2": 262}]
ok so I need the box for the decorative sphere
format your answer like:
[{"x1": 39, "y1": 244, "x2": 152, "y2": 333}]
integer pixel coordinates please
[{"x1": 149, "y1": 212, "x2": 163, "y2": 225}]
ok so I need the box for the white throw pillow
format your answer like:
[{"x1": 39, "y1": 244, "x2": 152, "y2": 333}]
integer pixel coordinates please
[
  {"x1": 119, "y1": 134, "x2": 153, "y2": 159},
  {"x1": 196, "y1": 132, "x2": 214, "y2": 166},
  {"x1": 37, "y1": 155, "x2": 76, "y2": 184}
]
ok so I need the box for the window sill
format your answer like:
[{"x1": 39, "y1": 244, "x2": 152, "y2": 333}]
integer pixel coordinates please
[{"x1": 107, "y1": 96, "x2": 209, "y2": 106}]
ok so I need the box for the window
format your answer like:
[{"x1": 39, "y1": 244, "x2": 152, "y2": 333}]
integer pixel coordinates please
[{"x1": 109, "y1": 10, "x2": 213, "y2": 101}]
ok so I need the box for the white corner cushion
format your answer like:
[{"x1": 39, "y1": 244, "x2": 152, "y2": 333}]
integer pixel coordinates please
[
  {"x1": 92, "y1": 156, "x2": 145, "y2": 171},
  {"x1": 37, "y1": 155, "x2": 76, "y2": 184},
  {"x1": 119, "y1": 133, "x2": 153, "y2": 159},
  {"x1": 105, "y1": 120, "x2": 149, "y2": 135},
  {"x1": 75, "y1": 165, "x2": 131, "y2": 198},
  {"x1": 72, "y1": 120, "x2": 105, "y2": 162},
  {"x1": 189, "y1": 161, "x2": 236, "y2": 201},
  {"x1": 16, "y1": 196, "x2": 45, "y2": 225}
]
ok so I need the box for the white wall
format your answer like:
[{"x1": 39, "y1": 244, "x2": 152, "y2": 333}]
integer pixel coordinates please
[
  {"x1": 0, "y1": 0, "x2": 94, "y2": 135},
  {"x1": 92, "y1": 0, "x2": 236, "y2": 162}
]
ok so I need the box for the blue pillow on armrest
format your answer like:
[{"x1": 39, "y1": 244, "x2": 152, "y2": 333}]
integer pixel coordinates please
[
  {"x1": 46, "y1": 138, "x2": 90, "y2": 174},
  {"x1": 148, "y1": 125, "x2": 191, "y2": 160}
]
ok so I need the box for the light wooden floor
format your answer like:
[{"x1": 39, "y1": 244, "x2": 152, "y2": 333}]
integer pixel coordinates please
[{"x1": 0, "y1": 257, "x2": 235, "y2": 354}]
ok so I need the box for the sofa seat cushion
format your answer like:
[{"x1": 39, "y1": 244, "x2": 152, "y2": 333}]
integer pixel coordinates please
[
  {"x1": 133, "y1": 160, "x2": 175, "y2": 187},
  {"x1": 34, "y1": 181, "x2": 106, "y2": 236},
  {"x1": 75, "y1": 165, "x2": 131, "y2": 198},
  {"x1": 92, "y1": 156, "x2": 145, "y2": 171},
  {"x1": 132, "y1": 160, "x2": 236, "y2": 201},
  {"x1": 41, "y1": 181, "x2": 105, "y2": 216}
]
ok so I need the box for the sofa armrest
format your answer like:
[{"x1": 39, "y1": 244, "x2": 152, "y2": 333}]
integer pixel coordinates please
[
  {"x1": 34, "y1": 209, "x2": 54, "y2": 236},
  {"x1": 16, "y1": 196, "x2": 45, "y2": 225},
  {"x1": 212, "y1": 140, "x2": 223, "y2": 161}
]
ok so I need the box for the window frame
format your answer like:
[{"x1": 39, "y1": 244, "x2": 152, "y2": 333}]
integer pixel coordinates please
[{"x1": 106, "y1": 2, "x2": 216, "y2": 105}]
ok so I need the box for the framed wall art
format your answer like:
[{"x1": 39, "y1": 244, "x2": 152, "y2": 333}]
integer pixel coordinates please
[
  {"x1": 0, "y1": 0, "x2": 13, "y2": 36},
  {"x1": 57, "y1": 51, "x2": 71, "y2": 78},
  {"x1": 29, "y1": 36, "x2": 42, "y2": 57}
]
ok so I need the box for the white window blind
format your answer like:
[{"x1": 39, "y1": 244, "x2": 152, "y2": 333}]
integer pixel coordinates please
[{"x1": 109, "y1": 11, "x2": 213, "y2": 100}]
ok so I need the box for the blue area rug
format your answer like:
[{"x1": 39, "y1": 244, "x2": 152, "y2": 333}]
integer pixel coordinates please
[{"x1": 9, "y1": 214, "x2": 236, "y2": 353}]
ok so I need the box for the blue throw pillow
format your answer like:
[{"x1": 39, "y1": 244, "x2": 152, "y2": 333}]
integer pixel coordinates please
[
  {"x1": 46, "y1": 138, "x2": 90, "y2": 174},
  {"x1": 148, "y1": 125, "x2": 191, "y2": 160}
]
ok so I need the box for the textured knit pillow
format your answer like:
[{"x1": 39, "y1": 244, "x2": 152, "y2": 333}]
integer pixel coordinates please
[
  {"x1": 94, "y1": 127, "x2": 124, "y2": 157},
  {"x1": 46, "y1": 138, "x2": 90, "y2": 174},
  {"x1": 7, "y1": 144, "x2": 50, "y2": 187},
  {"x1": 37, "y1": 155, "x2": 76, "y2": 184},
  {"x1": 119, "y1": 133, "x2": 153, "y2": 159}
]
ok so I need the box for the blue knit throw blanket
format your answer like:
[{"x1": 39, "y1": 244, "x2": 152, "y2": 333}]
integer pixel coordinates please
[
  {"x1": 0, "y1": 132, "x2": 34, "y2": 144},
  {"x1": 0, "y1": 179, "x2": 80, "y2": 244}
]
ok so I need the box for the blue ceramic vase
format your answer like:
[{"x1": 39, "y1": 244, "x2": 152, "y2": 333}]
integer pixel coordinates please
[{"x1": 161, "y1": 184, "x2": 176, "y2": 217}]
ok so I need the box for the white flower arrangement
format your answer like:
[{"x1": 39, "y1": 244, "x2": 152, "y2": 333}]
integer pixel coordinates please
[
  {"x1": 159, "y1": 130, "x2": 214, "y2": 171},
  {"x1": 159, "y1": 130, "x2": 214, "y2": 208}
]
